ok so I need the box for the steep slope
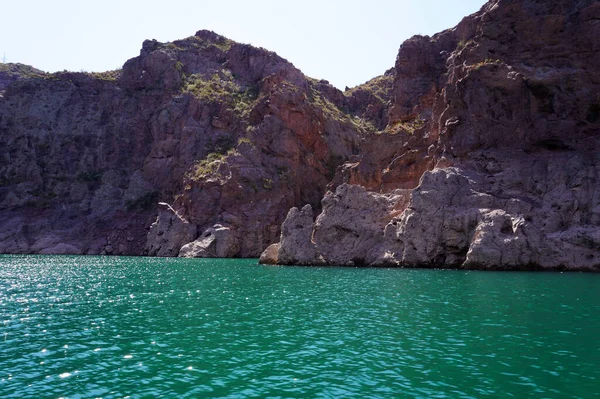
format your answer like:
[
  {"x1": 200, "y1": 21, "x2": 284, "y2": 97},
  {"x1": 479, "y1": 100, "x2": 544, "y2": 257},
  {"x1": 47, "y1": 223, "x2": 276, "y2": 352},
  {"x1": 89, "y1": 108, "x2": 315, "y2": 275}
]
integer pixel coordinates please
[
  {"x1": 0, "y1": 31, "x2": 366, "y2": 256},
  {"x1": 263, "y1": 0, "x2": 600, "y2": 270}
]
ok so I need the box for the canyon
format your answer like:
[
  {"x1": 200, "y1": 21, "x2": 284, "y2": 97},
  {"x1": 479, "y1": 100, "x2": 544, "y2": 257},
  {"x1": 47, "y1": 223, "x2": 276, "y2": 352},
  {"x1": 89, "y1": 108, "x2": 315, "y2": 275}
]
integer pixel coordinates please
[{"x1": 1, "y1": 0, "x2": 599, "y2": 270}]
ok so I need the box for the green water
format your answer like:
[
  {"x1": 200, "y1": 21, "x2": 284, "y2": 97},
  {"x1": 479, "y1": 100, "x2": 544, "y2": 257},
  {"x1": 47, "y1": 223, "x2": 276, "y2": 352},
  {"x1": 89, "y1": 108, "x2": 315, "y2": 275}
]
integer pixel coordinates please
[{"x1": 0, "y1": 256, "x2": 599, "y2": 398}]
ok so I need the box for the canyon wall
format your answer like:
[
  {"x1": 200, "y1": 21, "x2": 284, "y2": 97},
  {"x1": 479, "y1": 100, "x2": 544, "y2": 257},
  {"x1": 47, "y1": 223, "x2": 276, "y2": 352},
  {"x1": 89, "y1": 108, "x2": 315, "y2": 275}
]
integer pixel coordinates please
[
  {"x1": 262, "y1": 0, "x2": 600, "y2": 270},
  {"x1": 1, "y1": 0, "x2": 599, "y2": 270},
  {"x1": 0, "y1": 31, "x2": 370, "y2": 256}
]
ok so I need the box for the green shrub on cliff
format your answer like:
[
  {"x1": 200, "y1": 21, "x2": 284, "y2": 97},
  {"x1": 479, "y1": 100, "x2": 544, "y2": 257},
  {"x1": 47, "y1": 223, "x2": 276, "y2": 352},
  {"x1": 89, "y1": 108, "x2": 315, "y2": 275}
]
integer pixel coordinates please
[
  {"x1": 90, "y1": 70, "x2": 121, "y2": 81},
  {"x1": 472, "y1": 58, "x2": 501, "y2": 70},
  {"x1": 188, "y1": 149, "x2": 238, "y2": 182},
  {"x1": 0, "y1": 63, "x2": 46, "y2": 79},
  {"x1": 386, "y1": 118, "x2": 426, "y2": 135},
  {"x1": 345, "y1": 73, "x2": 394, "y2": 104},
  {"x1": 183, "y1": 71, "x2": 258, "y2": 117}
]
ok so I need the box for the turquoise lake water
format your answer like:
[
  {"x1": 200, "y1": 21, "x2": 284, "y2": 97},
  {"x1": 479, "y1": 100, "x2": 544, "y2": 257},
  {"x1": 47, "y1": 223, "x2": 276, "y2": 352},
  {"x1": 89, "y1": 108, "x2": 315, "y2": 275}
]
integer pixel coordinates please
[{"x1": 0, "y1": 255, "x2": 599, "y2": 398}]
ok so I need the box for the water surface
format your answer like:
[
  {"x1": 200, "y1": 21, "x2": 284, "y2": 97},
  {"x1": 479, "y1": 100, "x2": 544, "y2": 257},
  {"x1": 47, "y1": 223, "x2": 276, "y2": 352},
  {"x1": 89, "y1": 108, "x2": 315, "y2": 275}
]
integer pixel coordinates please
[{"x1": 1, "y1": 255, "x2": 599, "y2": 398}]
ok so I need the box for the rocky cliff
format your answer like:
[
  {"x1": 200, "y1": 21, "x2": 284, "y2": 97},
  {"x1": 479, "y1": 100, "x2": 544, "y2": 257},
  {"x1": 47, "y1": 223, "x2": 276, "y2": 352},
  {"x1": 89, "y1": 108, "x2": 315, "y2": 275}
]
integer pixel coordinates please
[
  {"x1": 262, "y1": 0, "x2": 600, "y2": 270},
  {"x1": 2, "y1": 0, "x2": 599, "y2": 270},
  {"x1": 0, "y1": 31, "x2": 369, "y2": 256}
]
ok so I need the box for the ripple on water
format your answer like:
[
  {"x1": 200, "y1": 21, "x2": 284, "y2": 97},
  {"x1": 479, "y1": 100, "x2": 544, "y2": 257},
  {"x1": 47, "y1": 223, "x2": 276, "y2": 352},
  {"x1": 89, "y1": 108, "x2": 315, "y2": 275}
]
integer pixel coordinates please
[{"x1": 0, "y1": 255, "x2": 599, "y2": 398}]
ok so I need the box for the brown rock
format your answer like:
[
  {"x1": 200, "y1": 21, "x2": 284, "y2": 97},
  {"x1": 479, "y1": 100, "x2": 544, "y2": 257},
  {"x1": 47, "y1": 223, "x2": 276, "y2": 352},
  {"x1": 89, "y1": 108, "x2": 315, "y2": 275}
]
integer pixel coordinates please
[
  {"x1": 270, "y1": 0, "x2": 600, "y2": 270},
  {"x1": 259, "y1": 243, "x2": 280, "y2": 265}
]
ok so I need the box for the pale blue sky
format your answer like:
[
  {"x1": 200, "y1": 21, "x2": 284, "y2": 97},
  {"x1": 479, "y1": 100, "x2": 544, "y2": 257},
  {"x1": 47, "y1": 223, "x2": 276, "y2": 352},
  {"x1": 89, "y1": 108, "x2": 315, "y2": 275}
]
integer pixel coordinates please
[{"x1": 0, "y1": 0, "x2": 486, "y2": 89}]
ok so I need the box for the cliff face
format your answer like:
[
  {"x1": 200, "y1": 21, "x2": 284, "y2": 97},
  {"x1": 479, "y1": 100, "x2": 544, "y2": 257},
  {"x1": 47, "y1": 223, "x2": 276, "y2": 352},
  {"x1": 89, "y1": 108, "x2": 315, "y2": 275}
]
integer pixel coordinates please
[
  {"x1": 263, "y1": 0, "x2": 600, "y2": 270},
  {"x1": 0, "y1": 31, "x2": 366, "y2": 256},
  {"x1": 2, "y1": 0, "x2": 599, "y2": 270}
]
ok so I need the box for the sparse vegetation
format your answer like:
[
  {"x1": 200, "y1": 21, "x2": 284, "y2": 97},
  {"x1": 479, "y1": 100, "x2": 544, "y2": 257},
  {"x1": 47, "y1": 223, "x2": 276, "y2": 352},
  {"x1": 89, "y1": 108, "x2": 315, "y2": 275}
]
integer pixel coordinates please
[
  {"x1": 183, "y1": 71, "x2": 259, "y2": 117},
  {"x1": 307, "y1": 84, "x2": 380, "y2": 134},
  {"x1": 472, "y1": 58, "x2": 501, "y2": 70},
  {"x1": 165, "y1": 42, "x2": 185, "y2": 51},
  {"x1": 237, "y1": 137, "x2": 253, "y2": 146},
  {"x1": 187, "y1": 149, "x2": 238, "y2": 182},
  {"x1": 308, "y1": 87, "x2": 344, "y2": 120},
  {"x1": 386, "y1": 118, "x2": 427, "y2": 135},
  {"x1": 190, "y1": 152, "x2": 226, "y2": 180},
  {"x1": 212, "y1": 37, "x2": 233, "y2": 52},
  {"x1": 91, "y1": 70, "x2": 121, "y2": 81},
  {"x1": 165, "y1": 35, "x2": 233, "y2": 53},
  {"x1": 0, "y1": 63, "x2": 46, "y2": 79},
  {"x1": 457, "y1": 38, "x2": 474, "y2": 51},
  {"x1": 262, "y1": 178, "x2": 273, "y2": 190},
  {"x1": 345, "y1": 73, "x2": 394, "y2": 103},
  {"x1": 351, "y1": 116, "x2": 377, "y2": 134}
]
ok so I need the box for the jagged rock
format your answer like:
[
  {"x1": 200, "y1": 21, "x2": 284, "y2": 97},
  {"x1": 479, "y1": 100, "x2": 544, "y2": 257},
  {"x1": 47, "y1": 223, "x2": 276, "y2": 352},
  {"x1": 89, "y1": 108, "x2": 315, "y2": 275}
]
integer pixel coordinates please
[
  {"x1": 277, "y1": 205, "x2": 323, "y2": 265},
  {"x1": 274, "y1": 162, "x2": 600, "y2": 270},
  {"x1": 0, "y1": 64, "x2": 46, "y2": 93},
  {"x1": 178, "y1": 224, "x2": 239, "y2": 258},
  {"x1": 463, "y1": 210, "x2": 532, "y2": 268},
  {"x1": 313, "y1": 185, "x2": 409, "y2": 265},
  {"x1": 0, "y1": 30, "x2": 360, "y2": 256},
  {"x1": 268, "y1": 0, "x2": 600, "y2": 271},
  {"x1": 146, "y1": 203, "x2": 197, "y2": 257},
  {"x1": 260, "y1": 186, "x2": 410, "y2": 266}
]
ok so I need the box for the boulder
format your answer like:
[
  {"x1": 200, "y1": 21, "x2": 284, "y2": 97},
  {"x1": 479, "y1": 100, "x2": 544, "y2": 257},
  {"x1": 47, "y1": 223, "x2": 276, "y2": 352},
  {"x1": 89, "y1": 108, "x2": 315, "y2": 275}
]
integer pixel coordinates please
[
  {"x1": 146, "y1": 203, "x2": 197, "y2": 257},
  {"x1": 277, "y1": 205, "x2": 323, "y2": 265},
  {"x1": 178, "y1": 224, "x2": 239, "y2": 258},
  {"x1": 259, "y1": 243, "x2": 280, "y2": 265}
]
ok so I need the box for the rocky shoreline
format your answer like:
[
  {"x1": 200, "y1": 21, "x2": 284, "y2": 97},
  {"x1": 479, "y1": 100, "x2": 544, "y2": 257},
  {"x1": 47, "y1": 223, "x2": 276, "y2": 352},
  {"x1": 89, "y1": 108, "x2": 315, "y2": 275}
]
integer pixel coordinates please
[{"x1": 1, "y1": 0, "x2": 599, "y2": 270}]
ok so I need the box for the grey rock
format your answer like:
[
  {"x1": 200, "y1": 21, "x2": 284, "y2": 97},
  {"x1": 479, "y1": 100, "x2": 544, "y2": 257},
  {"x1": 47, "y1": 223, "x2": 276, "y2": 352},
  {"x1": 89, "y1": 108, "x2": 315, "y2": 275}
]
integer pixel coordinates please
[
  {"x1": 178, "y1": 224, "x2": 239, "y2": 258},
  {"x1": 277, "y1": 205, "x2": 323, "y2": 265},
  {"x1": 273, "y1": 161, "x2": 600, "y2": 270},
  {"x1": 313, "y1": 184, "x2": 409, "y2": 266},
  {"x1": 146, "y1": 203, "x2": 197, "y2": 257}
]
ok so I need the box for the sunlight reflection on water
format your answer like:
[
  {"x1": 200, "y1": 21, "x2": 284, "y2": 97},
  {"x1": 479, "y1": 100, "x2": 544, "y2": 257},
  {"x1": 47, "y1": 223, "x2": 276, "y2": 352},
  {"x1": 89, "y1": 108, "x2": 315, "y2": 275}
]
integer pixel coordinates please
[{"x1": 0, "y1": 255, "x2": 599, "y2": 398}]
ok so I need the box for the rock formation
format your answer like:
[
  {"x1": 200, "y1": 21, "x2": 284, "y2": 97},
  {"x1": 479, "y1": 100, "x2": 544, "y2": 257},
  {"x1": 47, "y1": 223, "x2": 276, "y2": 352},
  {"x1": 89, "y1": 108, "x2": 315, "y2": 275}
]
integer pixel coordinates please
[
  {"x1": 178, "y1": 224, "x2": 239, "y2": 258},
  {"x1": 262, "y1": 0, "x2": 600, "y2": 270},
  {"x1": 0, "y1": 31, "x2": 363, "y2": 256},
  {"x1": 2, "y1": 0, "x2": 599, "y2": 270}
]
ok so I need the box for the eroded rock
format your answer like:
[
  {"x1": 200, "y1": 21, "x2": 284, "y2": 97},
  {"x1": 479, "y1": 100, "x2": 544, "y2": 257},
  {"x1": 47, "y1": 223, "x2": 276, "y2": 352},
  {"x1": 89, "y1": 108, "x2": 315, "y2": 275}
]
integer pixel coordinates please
[
  {"x1": 178, "y1": 224, "x2": 239, "y2": 258},
  {"x1": 277, "y1": 205, "x2": 323, "y2": 265},
  {"x1": 146, "y1": 203, "x2": 197, "y2": 257}
]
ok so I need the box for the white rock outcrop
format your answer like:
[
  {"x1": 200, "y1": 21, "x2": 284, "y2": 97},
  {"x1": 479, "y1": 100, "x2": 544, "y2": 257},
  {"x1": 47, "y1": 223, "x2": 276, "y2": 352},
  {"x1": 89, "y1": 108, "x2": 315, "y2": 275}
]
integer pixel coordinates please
[{"x1": 263, "y1": 157, "x2": 600, "y2": 270}]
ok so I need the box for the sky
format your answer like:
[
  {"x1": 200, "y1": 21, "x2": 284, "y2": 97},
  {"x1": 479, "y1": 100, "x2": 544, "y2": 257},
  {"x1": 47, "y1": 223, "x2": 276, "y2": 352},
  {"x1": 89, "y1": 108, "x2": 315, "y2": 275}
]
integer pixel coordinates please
[{"x1": 0, "y1": 0, "x2": 487, "y2": 89}]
